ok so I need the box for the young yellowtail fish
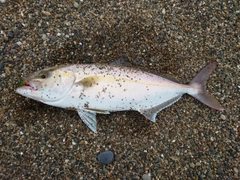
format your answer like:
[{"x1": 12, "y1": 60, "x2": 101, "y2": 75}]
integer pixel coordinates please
[{"x1": 16, "y1": 62, "x2": 224, "y2": 132}]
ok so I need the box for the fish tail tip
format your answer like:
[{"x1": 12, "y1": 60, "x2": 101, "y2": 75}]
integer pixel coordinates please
[
  {"x1": 218, "y1": 107, "x2": 225, "y2": 111},
  {"x1": 189, "y1": 62, "x2": 224, "y2": 111}
]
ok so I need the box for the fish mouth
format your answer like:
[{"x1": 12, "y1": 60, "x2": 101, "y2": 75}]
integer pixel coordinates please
[
  {"x1": 20, "y1": 81, "x2": 38, "y2": 90},
  {"x1": 26, "y1": 81, "x2": 38, "y2": 90}
]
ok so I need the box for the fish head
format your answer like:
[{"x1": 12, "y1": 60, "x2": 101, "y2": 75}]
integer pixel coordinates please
[{"x1": 16, "y1": 67, "x2": 76, "y2": 102}]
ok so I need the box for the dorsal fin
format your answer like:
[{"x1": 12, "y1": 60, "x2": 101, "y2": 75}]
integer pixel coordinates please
[{"x1": 110, "y1": 56, "x2": 132, "y2": 67}]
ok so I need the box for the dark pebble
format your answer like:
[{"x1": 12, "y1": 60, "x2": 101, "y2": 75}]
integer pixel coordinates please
[
  {"x1": 49, "y1": 35, "x2": 57, "y2": 42},
  {"x1": 114, "y1": 156, "x2": 120, "y2": 162},
  {"x1": 236, "y1": 13, "x2": 240, "y2": 20},
  {"x1": 73, "y1": 137, "x2": 79, "y2": 144},
  {"x1": 16, "y1": 21, "x2": 23, "y2": 29},
  {"x1": 198, "y1": 152, "x2": 203, "y2": 158},
  {"x1": 44, "y1": 136, "x2": 50, "y2": 142},
  {"x1": 217, "y1": 167, "x2": 224, "y2": 174},
  {"x1": 14, "y1": 58, "x2": 20, "y2": 62},
  {"x1": 97, "y1": 150, "x2": 114, "y2": 165},
  {"x1": 0, "y1": 62, "x2": 4, "y2": 71},
  {"x1": 135, "y1": 58, "x2": 143, "y2": 65},
  {"x1": 136, "y1": 168, "x2": 144, "y2": 174},
  {"x1": 7, "y1": 31, "x2": 14, "y2": 38},
  {"x1": 0, "y1": 24, "x2": 5, "y2": 30},
  {"x1": 14, "y1": 29, "x2": 20, "y2": 36},
  {"x1": 217, "y1": 49, "x2": 224, "y2": 58}
]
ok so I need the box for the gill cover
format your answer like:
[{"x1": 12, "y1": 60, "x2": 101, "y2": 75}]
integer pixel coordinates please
[{"x1": 30, "y1": 68, "x2": 75, "y2": 102}]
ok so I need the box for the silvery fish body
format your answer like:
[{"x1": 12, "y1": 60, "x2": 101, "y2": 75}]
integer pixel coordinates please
[{"x1": 16, "y1": 63, "x2": 224, "y2": 132}]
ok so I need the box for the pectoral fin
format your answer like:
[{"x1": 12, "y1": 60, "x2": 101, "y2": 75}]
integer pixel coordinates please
[
  {"x1": 77, "y1": 110, "x2": 97, "y2": 133},
  {"x1": 139, "y1": 95, "x2": 182, "y2": 122}
]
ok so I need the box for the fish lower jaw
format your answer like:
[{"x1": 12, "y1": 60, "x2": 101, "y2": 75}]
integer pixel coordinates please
[{"x1": 16, "y1": 85, "x2": 37, "y2": 93}]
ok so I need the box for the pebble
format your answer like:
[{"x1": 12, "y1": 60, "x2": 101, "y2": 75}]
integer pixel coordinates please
[
  {"x1": 135, "y1": 58, "x2": 143, "y2": 65},
  {"x1": 237, "y1": 12, "x2": 240, "y2": 19},
  {"x1": 7, "y1": 31, "x2": 14, "y2": 38},
  {"x1": 162, "y1": 8, "x2": 166, "y2": 14},
  {"x1": 14, "y1": 29, "x2": 20, "y2": 36},
  {"x1": 233, "y1": 167, "x2": 238, "y2": 173},
  {"x1": 74, "y1": 2, "x2": 79, "y2": 8},
  {"x1": 217, "y1": 167, "x2": 224, "y2": 174},
  {"x1": 142, "y1": 174, "x2": 151, "y2": 180},
  {"x1": 234, "y1": 167, "x2": 238, "y2": 177},
  {"x1": 16, "y1": 41, "x2": 22, "y2": 46},
  {"x1": 97, "y1": 150, "x2": 114, "y2": 165},
  {"x1": 220, "y1": 114, "x2": 226, "y2": 120},
  {"x1": 0, "y1": 24, "x2": 4, "y2": 30},
  {"x1": 49, "y1": 35, "x2": 57, "y2": 42},
  {"x1": 42, "y1": 34, "x2": 47, "y2": 41},
  {"x1": 189, "y1": 163, "x2": 195, "y2": 168},
  {"x1": 0, "y1": 62, "x2": 4, "y2": 71}
]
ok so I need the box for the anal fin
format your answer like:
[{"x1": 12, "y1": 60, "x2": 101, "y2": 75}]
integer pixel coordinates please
[
  {"x1": 77, "y1": 110, "x2": 97, "y2": 133},
  {"x1": 139, "y1": 95, "x2": 182, "y2": 122}
]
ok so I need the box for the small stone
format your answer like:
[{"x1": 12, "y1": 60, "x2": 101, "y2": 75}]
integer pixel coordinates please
[
  {"x1": 114, "y1": 156, "x2": 120, "y2": 162},
  {"x1": 220, "y1": 114, "x2": 226, "y2": 120},
  {"x1": 42, "y1": 34, "x2": 47, "y2": 41},
  {"x1": 74, "y1": 2, "x2": 79, "y2": 8},
  {"x1": 16, "y1": 41, "x2": 22, "y2": 46},
  {"x1": 217, "y1": 167, "x2": 224, "y2": 174},
  {"x1": 135, "y1": 58, "x2": 142, "y2": 65},
  {"x1": 42, "y1": 10, "x2": 51, "y2": 16},
  {"x1": 49, "y1": 35, "x2": 57, "y2": 41},
  {"x1": 14, "y1": 29, "x2": 20, "y2": 36},
  {"x1": 162, "y1": 8, "x2": 166, "y2": 14},
  {"x1": 102, "y1": 167, "x2": 108, "y2": 173},
  {"x1": 14, "y1": 58, "x2": 20, "y2": 62},
  {"x1": 0, "y1": 62, "x2": 4, "y2": 71},
  {"x1": 136, "y1": 168, "x2": 144, "y2": 174},
  {"x1": 142, "y1": 174, "x2": 151, "y2": 180},
  {"x1": 5, "y1": 120, "x2": 17, "y2": 127},
  {"x1": 196, "y1": 162, "x2": 201, "y2": 166},
  {"x1": 236, "y1": 13, "x2": 240, "y2": 19},
  {"x1": 189, "y1": 163, "x2": 195, "y2": 168},
  {"x1": 97, "y1": 150, "x2": 114, "y2": 165},
  {"x1": 233, "y1": 167, "x2": 238, "y2": 173},
  {"x1": 0, "y1": 24, "x2": 5, "y2": 30},
  {"x1": 7, "y1": 31, "x2": 14, "y2": 38}
]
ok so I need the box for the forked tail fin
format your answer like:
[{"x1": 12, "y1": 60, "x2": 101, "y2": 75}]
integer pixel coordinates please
[{"x1": 189, "y1": 62, "x2": 224, "y2": 111}]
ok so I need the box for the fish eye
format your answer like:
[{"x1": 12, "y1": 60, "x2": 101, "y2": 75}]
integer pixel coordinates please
[
  {"x1": 38, "y1": 71, "x2": 49, "y2": 79},
  {"x1": 41, "y1": 74, "x2": 46, "y2": 79}
]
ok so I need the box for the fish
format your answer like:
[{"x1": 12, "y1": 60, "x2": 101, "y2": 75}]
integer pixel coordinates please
[{"x1": 16, "y1": 62, "x2": 224, "y2": 133}]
